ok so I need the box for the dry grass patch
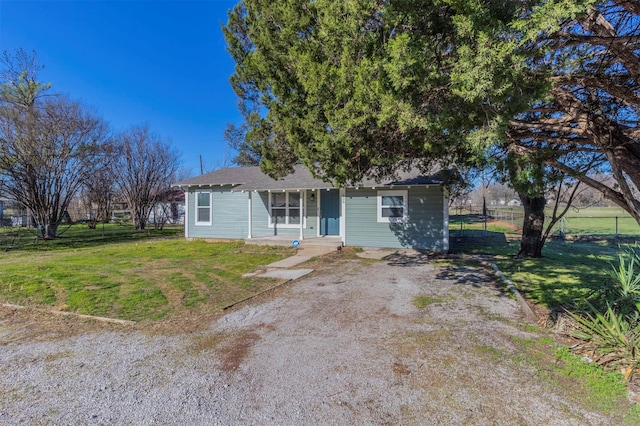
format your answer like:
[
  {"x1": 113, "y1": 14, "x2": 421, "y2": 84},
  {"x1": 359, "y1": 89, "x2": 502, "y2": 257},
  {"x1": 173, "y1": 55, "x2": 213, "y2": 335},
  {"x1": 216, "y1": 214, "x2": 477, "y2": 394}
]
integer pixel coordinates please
[
  {"x1": 189, "y1": 332, "x2": 228, "y2": 355},
  {"x1": 218, "y1": 330, "x2": 261, "y2": 372}
]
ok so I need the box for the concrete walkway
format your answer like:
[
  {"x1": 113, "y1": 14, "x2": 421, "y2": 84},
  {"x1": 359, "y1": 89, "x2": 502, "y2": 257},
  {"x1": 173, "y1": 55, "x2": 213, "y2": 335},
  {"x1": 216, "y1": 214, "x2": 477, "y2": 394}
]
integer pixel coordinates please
[{"x1": 242, "y1": 244, "x2": 337, "y2": 281}]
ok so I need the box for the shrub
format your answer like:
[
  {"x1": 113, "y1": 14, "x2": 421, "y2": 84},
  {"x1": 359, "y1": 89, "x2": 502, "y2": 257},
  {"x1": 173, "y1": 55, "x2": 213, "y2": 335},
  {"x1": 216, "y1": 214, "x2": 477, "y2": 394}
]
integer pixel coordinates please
[{"x1": 567, "y1": 246, "x2": 640, "y2": 380}]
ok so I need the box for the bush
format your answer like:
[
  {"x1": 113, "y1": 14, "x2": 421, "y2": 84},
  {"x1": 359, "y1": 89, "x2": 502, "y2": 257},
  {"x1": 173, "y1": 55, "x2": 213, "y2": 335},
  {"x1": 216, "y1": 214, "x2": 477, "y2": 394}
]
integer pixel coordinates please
[{"x1": 568, "y1": 246, "x2": 640, "y2": 380}]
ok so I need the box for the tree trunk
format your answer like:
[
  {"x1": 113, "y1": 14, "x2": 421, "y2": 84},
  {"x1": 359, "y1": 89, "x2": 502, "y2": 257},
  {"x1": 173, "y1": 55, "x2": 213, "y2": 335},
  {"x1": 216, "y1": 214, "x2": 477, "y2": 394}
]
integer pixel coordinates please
[
  {"x1": 518, "y1": 195, "x2": 546, "y2": 258},
  {"x1": 42, "y1": 223, "x2": 58, "y2": 239}
]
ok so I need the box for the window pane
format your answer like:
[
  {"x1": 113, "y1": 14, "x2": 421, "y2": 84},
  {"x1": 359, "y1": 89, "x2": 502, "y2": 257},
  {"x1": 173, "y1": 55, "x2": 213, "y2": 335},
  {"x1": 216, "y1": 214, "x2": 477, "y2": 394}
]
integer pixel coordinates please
[
  {"x1": 381, "y1": 195, "x2": 404, "y2": 207},
  {"x1": 197, "y1": 207, "x2": 210, "y2": 222},
  {"x1": 272, "y1": 208, "x2": 286, "y2": 224},
  {"x1": 272, "y1": 193, "x2": 286, "y2": 207},
  {"x1": 197, "y1": 192, "x2": 210, "y2": 207},
  {"x1": 289, "y1": 208, "x2": 300, "y2": 224},
  {"x1": 288, "y1": 193, "x2": 300, "y2": 207},
  {"x1": 382, "y1": 206, "x2": 404, "y2": 218}
]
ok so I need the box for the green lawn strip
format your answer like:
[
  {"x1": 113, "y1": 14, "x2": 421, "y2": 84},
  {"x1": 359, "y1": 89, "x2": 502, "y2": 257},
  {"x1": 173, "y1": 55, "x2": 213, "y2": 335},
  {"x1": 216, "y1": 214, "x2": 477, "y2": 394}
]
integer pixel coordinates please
[
  {"x1": 509, "y1": 336, "x2": 640, "y2": 424},
  {"x1": 450, "y1": 234, "x2": 621, "y2": 309},
  {"x1": 0, "y1": 223, "x2": 184, "y2": 251},
  {"x1": 0, "y1": 238, "x2": 293, "y2": 321},
  {"x1": 559, "y1": 216, "x2": 640, "y2": 237},
  {"x1": 493, "y1": 240, "x2": 619, "y2": 308}
]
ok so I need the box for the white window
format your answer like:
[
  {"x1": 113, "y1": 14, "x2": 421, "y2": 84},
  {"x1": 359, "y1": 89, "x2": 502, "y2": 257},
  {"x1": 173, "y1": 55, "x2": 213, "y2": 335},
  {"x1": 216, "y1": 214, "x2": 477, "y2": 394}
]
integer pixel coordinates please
[
  {"x1": 269, "y1": 191, "x2": 303, "y2": 227},
  {"x1": 377, "y1": 190, "x2": 407, "y2": 223},
  {"x1": 195, "y1": 192, "x2": 212, "y2": 225}
]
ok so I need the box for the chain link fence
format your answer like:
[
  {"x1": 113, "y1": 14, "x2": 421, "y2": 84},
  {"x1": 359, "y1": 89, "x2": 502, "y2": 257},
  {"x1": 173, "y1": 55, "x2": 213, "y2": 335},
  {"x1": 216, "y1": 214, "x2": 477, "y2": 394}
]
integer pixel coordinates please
[{"x1": 450, "y1": 207, "x2": 640, "y2": 238}]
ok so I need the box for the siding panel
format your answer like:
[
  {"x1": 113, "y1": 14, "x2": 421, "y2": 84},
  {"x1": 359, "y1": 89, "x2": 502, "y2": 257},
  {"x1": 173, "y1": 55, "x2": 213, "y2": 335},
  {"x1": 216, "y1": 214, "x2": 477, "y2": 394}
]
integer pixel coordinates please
[
  {"x1": 186, "y1": 187, "x2": 248, "y2": 239},
  {"x1": 344, "y1": 187, "x2": 446, "y2": 250}
]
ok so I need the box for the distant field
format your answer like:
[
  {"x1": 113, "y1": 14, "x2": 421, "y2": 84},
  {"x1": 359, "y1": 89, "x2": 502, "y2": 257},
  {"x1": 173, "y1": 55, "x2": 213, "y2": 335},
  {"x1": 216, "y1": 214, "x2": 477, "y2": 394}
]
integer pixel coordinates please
[{"x1": 451, "y1": 206, "x2": 640, "y2": 237}]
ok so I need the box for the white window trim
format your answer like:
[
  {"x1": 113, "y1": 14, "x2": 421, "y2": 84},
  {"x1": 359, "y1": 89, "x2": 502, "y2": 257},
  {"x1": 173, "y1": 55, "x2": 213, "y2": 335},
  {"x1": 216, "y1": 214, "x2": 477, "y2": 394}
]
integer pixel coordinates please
[
  {"x1": 377, "y1": 190, "x2": 408, "y2": 223},
  {"x1": 268, "y1": 191, "x2": 306, "y2": 228},
  {"x1": 195, "y1": 191, "x2": 212, "y2": 226}
]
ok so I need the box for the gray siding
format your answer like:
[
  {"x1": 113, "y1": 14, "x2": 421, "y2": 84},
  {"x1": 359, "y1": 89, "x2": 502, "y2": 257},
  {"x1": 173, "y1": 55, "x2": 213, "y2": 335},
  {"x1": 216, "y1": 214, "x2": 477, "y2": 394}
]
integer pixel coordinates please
[
  {"x1": 186, "y1": 187, "x2": 248, "y2": 239},
  {"x1": 185, "y1": 188, "x2": 319, "y2": 240},
  {"x1": 344, "y1": 187, "x2": 446, "y2": 250}
]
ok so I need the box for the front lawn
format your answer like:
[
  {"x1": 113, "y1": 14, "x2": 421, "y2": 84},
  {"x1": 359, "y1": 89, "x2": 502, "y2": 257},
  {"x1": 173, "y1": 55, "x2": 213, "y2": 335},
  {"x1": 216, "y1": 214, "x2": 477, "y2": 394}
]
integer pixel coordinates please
[{"x1": 0, "y1": 231, "x2": 294, "y2": 321}]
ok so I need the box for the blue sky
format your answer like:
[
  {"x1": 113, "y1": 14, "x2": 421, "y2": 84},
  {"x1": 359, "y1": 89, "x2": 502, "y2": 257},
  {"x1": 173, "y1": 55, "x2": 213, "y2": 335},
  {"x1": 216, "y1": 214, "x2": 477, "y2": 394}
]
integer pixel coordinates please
[{"x1": 1, "y1": 0, "x2": 242, "y2": 176}]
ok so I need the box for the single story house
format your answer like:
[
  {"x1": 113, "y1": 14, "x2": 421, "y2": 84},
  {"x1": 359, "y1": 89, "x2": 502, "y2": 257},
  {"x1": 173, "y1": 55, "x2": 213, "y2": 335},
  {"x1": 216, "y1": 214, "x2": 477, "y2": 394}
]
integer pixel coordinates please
[{"x1": 172, "y1": 165, "x2": 449, "y2": 251}]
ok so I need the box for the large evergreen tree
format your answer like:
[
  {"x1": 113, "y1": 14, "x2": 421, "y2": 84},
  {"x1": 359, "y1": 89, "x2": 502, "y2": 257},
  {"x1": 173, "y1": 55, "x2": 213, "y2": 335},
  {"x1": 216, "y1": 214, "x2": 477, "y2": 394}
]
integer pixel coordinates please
[
  {"x1": 223, "y1": 0, "x2": 538, "y2": 185},
  {"x1": 224, "y1": 0, "x2": 640, "y2": 257}
]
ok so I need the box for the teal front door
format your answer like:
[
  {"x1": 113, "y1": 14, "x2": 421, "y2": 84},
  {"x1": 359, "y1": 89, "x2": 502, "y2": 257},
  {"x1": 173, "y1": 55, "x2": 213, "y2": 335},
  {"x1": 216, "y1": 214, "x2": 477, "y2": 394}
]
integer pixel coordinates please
[{"x1": 320, "y1": 189, "x2": 340, "y2": 236}]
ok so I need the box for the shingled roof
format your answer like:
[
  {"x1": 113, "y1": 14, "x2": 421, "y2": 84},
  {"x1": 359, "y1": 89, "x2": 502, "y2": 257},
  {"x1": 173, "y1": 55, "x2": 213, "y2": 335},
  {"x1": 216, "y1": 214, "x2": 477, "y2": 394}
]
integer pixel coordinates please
[{"x1": 173, "y1": 164, "x2": 444, "y2": 191}]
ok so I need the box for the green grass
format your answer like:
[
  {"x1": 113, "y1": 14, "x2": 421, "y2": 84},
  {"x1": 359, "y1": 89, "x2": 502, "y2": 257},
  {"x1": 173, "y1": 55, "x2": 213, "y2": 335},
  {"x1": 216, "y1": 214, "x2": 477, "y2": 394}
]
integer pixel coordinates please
[
  {"x1": 455, "y1": 206, "x2": 640, "y2": 237},
  {"x1": 559, "y1": 215, "x2": 640, "y2": 237},
  {"x1": 0, "y1": 223, "x2": 184, "y2": 251},
  {"x1": 412, "y1": 294, "x2": 450, "y2": 308},
  {"x1": 0, "y1": 228, "x2": 294, "y2": 321},
  {"x1": 495, "y1": 240, "x2": 620, "y2": 308},
  {"x1": 451, "y1": 234, "x2": 622, "y2": 308},
  {"x1": 449, "y1": 210, "x2": 640, "y2": 309},
  {"x1": 508, "y1": 336, "x2": 640, "y2": 424}
]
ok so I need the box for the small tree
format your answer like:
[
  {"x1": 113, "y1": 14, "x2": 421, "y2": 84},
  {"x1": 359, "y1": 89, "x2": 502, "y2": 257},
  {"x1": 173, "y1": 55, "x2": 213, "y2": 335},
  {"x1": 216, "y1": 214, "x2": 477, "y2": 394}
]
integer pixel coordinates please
[{"x1": 113, "y1": 125, "x2": 181, "y2": 230}]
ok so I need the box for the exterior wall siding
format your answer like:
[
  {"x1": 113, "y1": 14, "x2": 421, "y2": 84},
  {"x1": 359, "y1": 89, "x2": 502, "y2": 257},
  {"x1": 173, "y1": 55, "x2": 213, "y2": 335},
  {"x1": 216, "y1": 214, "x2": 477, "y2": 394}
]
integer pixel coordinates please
[
  {"x1": 184, "y1": 186, "x2": 445, "y2": 249},
  {"x1": 186, "y1": 187, "x2": 248, "y2": 239},
  {"x1": 251, "y1": 191, "x2": 318, "y2": 239},
  {"x1": 344, "y1": 186, "x2": 446, "y2": 250}
]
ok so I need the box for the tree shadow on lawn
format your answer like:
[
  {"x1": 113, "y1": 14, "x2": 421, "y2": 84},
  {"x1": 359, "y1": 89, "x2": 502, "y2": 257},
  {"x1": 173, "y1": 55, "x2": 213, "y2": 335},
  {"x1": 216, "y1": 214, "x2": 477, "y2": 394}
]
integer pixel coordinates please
[
  {"x1": 451, "y1": 235, "x2": 619, "y2": 310},
  {"x1": 498, "y1": 240, "x2": 617, "y2": 310},
  {"x1": 0, "y1": 225, "x2": 182, "y2": 252}
]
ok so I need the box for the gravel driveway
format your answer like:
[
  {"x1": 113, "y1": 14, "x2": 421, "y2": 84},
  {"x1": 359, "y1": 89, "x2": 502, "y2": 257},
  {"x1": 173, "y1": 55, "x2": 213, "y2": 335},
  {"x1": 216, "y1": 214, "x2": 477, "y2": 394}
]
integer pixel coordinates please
[{"x1": 0, "y1": 255, "x2": 617, "y2": 425}]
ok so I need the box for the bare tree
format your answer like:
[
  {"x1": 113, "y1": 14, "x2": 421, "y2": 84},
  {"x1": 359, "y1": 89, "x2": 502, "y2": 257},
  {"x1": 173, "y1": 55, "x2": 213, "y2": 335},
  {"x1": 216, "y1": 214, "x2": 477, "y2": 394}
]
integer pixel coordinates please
[
  {"x1": 81, "y1": 165, "x2": 116, "y2": 227},
  {"x1": 113, "y1": 125, "x2": 181, "y2": 230},
  {"x1": 0, "y1": 51, "x2": 111, "y2": 238},
  {"x1": 0, "y1": 97, "x2": 112, "y2": 238}
]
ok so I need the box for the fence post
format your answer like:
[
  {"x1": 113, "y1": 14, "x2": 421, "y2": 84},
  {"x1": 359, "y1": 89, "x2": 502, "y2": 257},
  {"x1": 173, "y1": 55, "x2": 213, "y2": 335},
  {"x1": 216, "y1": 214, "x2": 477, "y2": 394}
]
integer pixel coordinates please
[
  {"x1": 483, "y1": 212, "x2": 487, "y2": 234},
  {"x1": 616, "y1": 216, "x2": 619, "y2": 236}
]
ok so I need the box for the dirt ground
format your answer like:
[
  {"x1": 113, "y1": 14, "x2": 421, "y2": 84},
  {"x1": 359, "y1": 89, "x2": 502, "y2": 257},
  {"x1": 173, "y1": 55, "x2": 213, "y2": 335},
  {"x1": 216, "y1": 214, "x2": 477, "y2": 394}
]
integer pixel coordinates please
[{"x1": 0, "y1": 252, "x2": 629, "y2": 424}]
